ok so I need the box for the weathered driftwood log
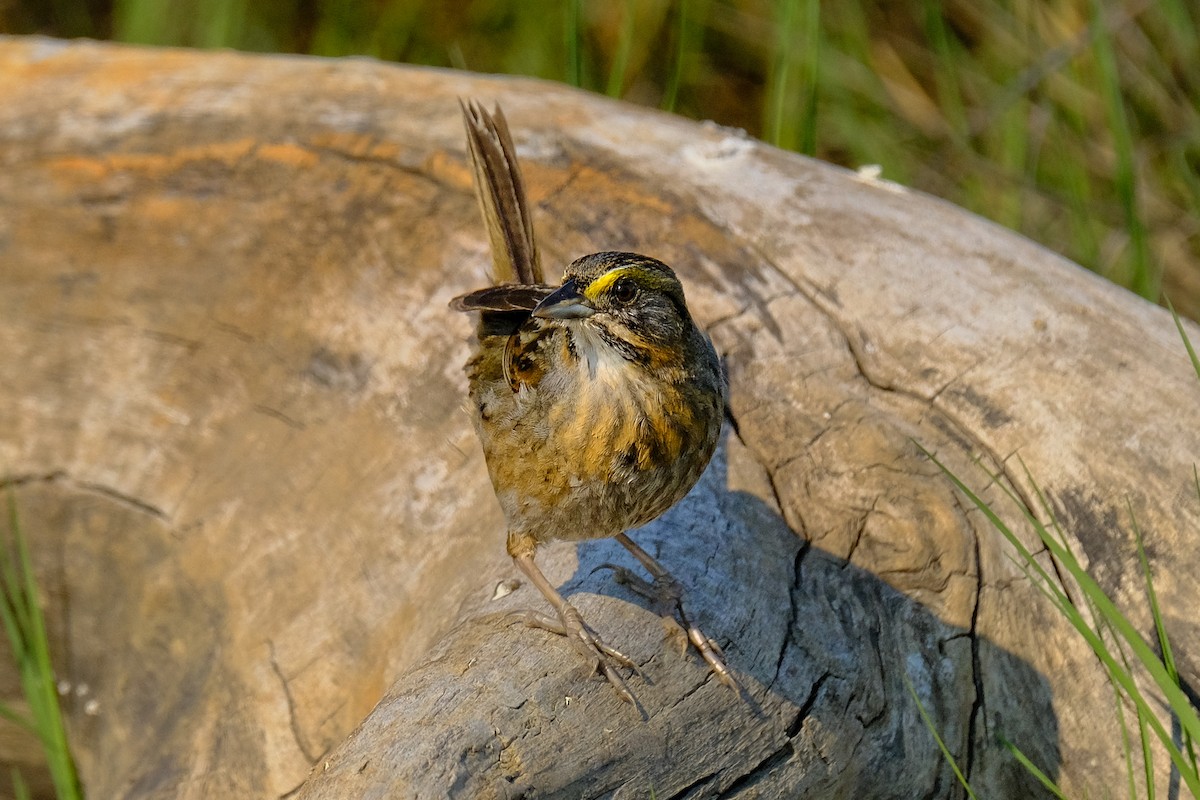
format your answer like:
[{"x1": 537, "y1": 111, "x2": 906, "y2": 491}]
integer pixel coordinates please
[{"x1": 1, "y1": 36, "x2": 1197, "y2": 799}]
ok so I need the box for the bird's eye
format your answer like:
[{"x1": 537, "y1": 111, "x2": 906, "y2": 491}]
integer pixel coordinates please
[{"x1": 612, "y1": 278, "x2": 638, "y2": 304}]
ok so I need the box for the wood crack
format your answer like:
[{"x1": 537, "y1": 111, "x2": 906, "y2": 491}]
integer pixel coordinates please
[
  {"x1": 729, "y1": 237, "x2": 1048, "y2": 540},
  {"x1": 269, "y1": 640, "x2": 320, "y2": 764},
  {"x1": 75, "y1": 480, "x2": 169, "y2": 519},
  {"x1": 2, "y1": 470, "x2": 169, "y2": 520},
  {"x1": 964, "y1": 514, "x2": 986, "y2": 788}
]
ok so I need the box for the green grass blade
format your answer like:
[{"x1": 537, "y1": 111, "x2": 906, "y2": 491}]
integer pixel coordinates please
[
  {"x1": 903, "y1": 672, "x2": 979, "y2": 800},
  {"x1": 1138, "y1": 699, "x2": 1155, "y2": 800},
  {"x1": 1191, "y1": 464, "x2": 1200, "y2": 774},
  {"x1": 1130, "y1": 501, "x2": 1183, "y2": 697},
  {"x1": 766, "y1": 0, "x2": 793, "y2": 148},
  {"x1": 765, "y1": 0, "x2": 820, "y2": 154},
  {"x1": 1, "y1": 492, "x2": 82, "y2": 800},
  {"x1": 1088, "y1": 0, "x2": 1156, "y2": 299},
  {"x1": 565, "y1": 0, "x2": 583, "y2": 87},
  {"x1": 11, "y1": 768, "x2": 30, "y2": 800},
  {"x1": 996, "y1": 99, "x2": 1029, "y2": 231},
  {"x1": 112, "y1": 0, "x2": 167, "y2": 44},
  {"x1": 796, "y1": 0, "x2": 819, "y2": 155},
  {"x1": 1005, "y1": 552, "x2": 1068, "y2": 614},
  {"x1": 366, "y1": 1, "x2": 423, "y2": 61},
  {"x1": 19, "y1": 542, "x2": 80, "y2": 800},
  {"x1": 198, "y1": 0, "x2": 246, "y2": 49},
  {"x1": 43, "y1": 0, "x2": 95, "y2": 38},
  {"x1": 1167, "y1": 298, "x2": 1200, "y2": 382},
  {"x1": 1096, "y1": 607, "x2": 1150, "y2": 800},
  {"x1": 663, "y1": 0, "x2": 708, "y2": 112},
  {"x1": 606, "y1": 0, "x2": 636, "y2": 97},
  {"x1": 1001, "y1": 738, "x2": 1068, "y2": 799},
  {"x1": 921, "y1": 0, "x2": 968, "y2": 142},
  {"x1": 1059, "y1": 126, "x2": 1104, "y2": 271},
  {"x1": 663, "y1": 0, "x2": 688, "y2": 111},
  {"x1": 0, "y1": 495, "x2": 31, "y2": 676},
  {"x1": 1110, "y1": 648, "x2": 1139, "y2": 800},
  {"x1": 1022, "y1": 457, "x2": 1085, "y2": 610},
  {"x1": 1169, "y1": 144, "x2": 1200, "y2": 218}
]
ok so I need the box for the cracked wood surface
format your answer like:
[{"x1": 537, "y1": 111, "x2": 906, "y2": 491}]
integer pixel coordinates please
[{"x1": 1, "y1": 37, "x2": 1197, "y2": 799}]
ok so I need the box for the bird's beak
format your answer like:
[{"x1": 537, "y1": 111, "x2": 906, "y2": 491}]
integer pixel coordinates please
[{"x1": 532, "y1": 278, "x2": 595, "y2": 320}]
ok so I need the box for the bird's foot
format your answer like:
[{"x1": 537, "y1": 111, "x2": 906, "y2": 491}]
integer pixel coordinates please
[
  {"x1": 595, "y1": 559, "x2": 740, "y2": 694},
  {"x1": 507, "y1": 605, "x2": 641, "y2": 706},
  {"x1": 594, "y1": 563, "x2": 690, "y2": 653}
]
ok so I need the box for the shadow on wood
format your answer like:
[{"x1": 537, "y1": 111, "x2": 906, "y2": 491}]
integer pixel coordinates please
[{"x1": 297, "y1": 430, "x2": 1061, "y2": 798}]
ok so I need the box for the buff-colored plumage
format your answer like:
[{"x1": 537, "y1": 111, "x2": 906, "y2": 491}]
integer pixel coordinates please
[
  {"x1": 463, "y1": 252, "x2": 724, "y2": 545},
  {"x1": 450, "y1": 101, "x2": 735, "y2": 704}
]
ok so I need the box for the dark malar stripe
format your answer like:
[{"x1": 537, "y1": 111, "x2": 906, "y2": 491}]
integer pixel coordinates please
[{"x1": 593, "y1": 322, "x2": 652, "y2": 366}]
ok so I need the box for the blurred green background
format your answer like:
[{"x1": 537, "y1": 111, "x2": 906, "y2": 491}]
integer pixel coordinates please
[{"x1": 4, "y1": 0, "x2": 1198, "y2": 319}]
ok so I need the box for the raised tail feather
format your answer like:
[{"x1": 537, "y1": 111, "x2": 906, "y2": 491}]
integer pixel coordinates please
[{"x1": 459, "y1": 99, "x2": 543, "y2": 287}]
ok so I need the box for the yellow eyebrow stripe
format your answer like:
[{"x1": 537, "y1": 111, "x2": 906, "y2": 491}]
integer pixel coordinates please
[
  {"x1": 583, "y1": 265, "x2": 671, "y2": 301},
  {"x1": 582, "y1": 267, "x2": 631, "y2": 300}
]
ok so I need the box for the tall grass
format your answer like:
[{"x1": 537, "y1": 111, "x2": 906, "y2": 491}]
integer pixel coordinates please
[
  {"x1": 902, "y1": 672, "x2": 980, "y2": 800},
  {"x1": 566, "y1": 0, "x2": 584, "y2": 88},
  {"x1": 915, "y1": 450, "x2": 1200, "y2": 797},
  {"x1": 0, "y1": 494, "x2": 82, "y2": 800},
  {"x1": 912, "y1": 307, "x2": 1200, "y2": 797},
  {"x1": 1168, "y1": 298, "x2": 1200, "y2": 380},
  {"x1": 765, "y1": 0, "x2": 820, "y2": 155},
  {"x1": 4, "y1": 0, "x2": 1197, "y2": 316},
  {"x1": 1087, "y1": 0, "x2": 1153, "y2": 299}
]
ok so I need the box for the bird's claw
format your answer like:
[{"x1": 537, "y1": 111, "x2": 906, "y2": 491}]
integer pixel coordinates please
[
  {"x1": 596, "y1": 557, "x2": 742, "y2": 695},
  {"x1": 505, "y1": 607, "x2": 642, "y2": 704}
]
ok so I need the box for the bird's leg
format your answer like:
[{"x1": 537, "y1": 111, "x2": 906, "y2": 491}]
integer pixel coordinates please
[
  {"x1": 507, "y1": 532, "x2": 639, "y2": 705},
  {"x1": 609, "y1": 532, "x2": 740, "y2": 692}
]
